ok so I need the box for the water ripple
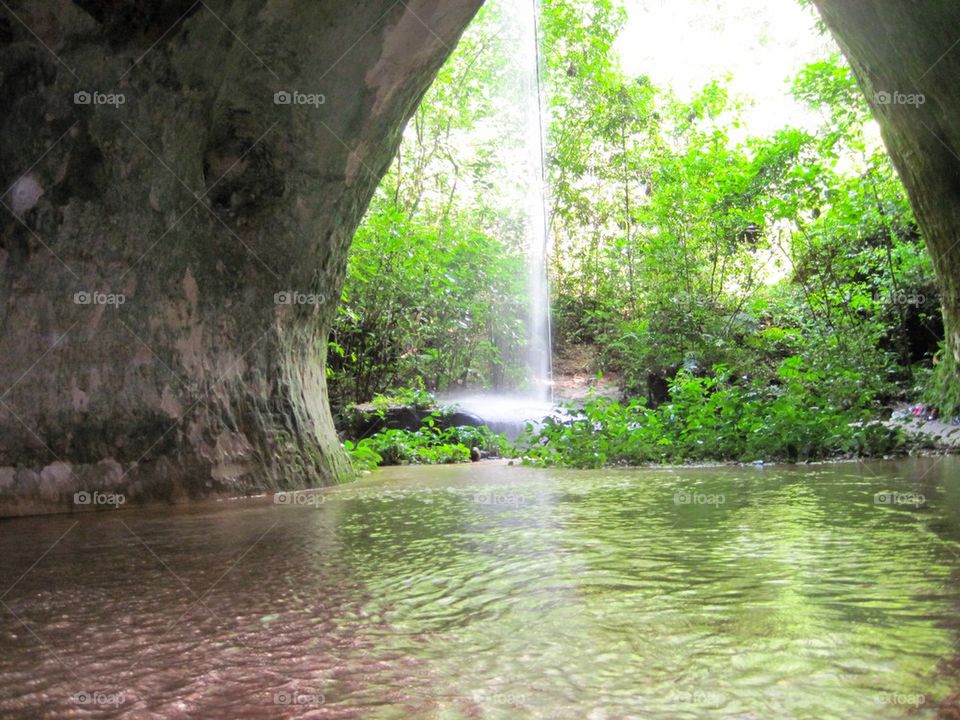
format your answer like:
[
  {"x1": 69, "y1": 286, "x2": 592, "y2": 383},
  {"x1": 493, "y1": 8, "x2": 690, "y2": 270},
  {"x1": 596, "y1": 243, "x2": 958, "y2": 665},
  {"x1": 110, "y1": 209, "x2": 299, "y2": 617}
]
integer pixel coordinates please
[{"x1": 0, "y1": 458, "x2": 959, "y2": 718}]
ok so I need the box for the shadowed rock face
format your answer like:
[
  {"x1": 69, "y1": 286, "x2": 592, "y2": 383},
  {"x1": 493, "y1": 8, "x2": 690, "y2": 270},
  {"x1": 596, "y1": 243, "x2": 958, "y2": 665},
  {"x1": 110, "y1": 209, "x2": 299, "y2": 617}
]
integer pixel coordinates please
[
  {"x1": 812, "y1": 1, "x2": 960, "y2": 391},
  {"x1": 0, "y1": 0, "x2": 482, "y2": 515}
]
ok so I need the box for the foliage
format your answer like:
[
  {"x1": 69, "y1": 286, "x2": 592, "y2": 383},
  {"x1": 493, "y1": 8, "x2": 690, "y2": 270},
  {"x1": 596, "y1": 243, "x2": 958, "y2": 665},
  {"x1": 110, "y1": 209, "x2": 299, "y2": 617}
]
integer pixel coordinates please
[
  {"x1": 346, "y1": 419, "x2": 510, "y2": 469},
  {"x1": 343, "y1": 440, "x2": 383, "y2": 473},
  {"x1": 329, "y1": 204, "x2": 528, "y2": 407},
  {"x1": 328, "y1": 2, "x2": 537, "y2": 408},
  {"x1": 368, "y1": 379, "x2": 435, "y2": 412},
  {"x1": 520, "y1": 360, "x2": 905, "y2": 468},
  {"x1": 540, "y1": 3, "x2": 938, "y2": 411},
  {"x1": 333, "y1": 0, "x2": 945, "y2": 467}
]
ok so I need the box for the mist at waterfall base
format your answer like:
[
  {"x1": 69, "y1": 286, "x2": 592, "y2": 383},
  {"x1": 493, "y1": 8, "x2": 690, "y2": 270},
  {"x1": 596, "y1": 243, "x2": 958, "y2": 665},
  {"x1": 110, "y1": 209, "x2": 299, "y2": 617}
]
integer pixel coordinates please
[{"x1": 440, "y1": 0, "x2": 555, "y2": 435}]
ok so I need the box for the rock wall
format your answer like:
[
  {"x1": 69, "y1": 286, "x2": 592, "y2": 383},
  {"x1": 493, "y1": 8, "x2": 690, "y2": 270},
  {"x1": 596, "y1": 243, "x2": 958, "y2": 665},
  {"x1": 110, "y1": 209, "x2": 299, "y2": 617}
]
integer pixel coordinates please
[{"x1": 0, "y1": 0, "x2": 482, "y2": 515}]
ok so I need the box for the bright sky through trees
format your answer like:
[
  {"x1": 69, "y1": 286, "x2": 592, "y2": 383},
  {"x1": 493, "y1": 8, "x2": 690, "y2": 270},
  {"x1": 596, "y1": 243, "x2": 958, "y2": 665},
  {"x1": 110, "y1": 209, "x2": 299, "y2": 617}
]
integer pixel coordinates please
[{"x1": 615, "y1": 0, "x2": 838, "y2": 134}]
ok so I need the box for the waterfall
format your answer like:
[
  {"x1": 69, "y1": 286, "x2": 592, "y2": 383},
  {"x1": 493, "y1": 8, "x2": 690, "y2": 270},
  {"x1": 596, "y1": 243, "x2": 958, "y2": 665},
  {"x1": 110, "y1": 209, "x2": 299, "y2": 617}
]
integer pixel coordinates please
[
  {"x1": 518, "y1": 0, "x2": 554, "y2": 401},
  {"x1": 437, "y1": 0, "x2": 556, "y2": 433}
]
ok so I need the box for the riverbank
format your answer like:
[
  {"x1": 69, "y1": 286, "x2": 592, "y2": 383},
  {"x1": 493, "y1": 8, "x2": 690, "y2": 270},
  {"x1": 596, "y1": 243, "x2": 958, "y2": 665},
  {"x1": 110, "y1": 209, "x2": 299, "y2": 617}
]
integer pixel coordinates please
[{"x1": 886, "y1": 413, "x2": 960, "y2": 451}]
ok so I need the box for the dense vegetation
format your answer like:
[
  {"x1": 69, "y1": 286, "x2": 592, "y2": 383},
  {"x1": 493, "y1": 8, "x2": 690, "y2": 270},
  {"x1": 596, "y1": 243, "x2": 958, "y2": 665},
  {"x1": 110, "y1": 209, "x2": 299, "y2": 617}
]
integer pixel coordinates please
[
  {"x1": 331, "y1": 0, "x2": 944, "y2": 471},
  {"x1": 346, "y1": 420, "x2": 508, "y2": 472},
  {"x1": 327, "y1": 2, "x2": 535, "y2": 407},
  {"x1": 518, "y1": 369, "x2": 906, "y2": 468},
  {"x1": 542, "y1": 1, "x2": 937, "y2": 397}
]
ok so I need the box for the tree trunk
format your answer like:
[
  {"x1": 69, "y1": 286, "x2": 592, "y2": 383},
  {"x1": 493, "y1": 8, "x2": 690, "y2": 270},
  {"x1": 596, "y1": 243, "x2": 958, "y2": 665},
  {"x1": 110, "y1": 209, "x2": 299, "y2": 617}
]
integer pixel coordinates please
[
  {"x1": 813, "y1": 0, "x2": 960, "y2": 410},
  {"x1": 0, "y1": 0, "x2": 482, "y2": 515}
]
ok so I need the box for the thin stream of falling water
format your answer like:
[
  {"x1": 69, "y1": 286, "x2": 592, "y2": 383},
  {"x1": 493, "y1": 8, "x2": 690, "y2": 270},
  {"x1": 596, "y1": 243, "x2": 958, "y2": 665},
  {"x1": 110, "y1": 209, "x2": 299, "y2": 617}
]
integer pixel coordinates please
[
  {"x1": 440, "y1": 0, "x2": 556, "y2": 431},
  {"x1": 435, "y1": 0, "x2": 556, "y2": 431},
  {"x1": 531, "y1": 0, "x2": 554, "y2": 402},
  {"x1": 509, "y1": 0, "x2": 553, "y2": 401}
]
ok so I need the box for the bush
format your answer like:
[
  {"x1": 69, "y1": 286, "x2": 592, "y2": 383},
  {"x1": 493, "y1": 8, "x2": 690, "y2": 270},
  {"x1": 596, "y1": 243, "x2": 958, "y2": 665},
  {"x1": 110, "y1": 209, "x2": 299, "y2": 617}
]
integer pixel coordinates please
[
  {"x1": 519, "y1": 358, "x2": 905, "y2": 468},
  {"x1": 344, "y1": 420, "x2": 511, "y2": 469}
]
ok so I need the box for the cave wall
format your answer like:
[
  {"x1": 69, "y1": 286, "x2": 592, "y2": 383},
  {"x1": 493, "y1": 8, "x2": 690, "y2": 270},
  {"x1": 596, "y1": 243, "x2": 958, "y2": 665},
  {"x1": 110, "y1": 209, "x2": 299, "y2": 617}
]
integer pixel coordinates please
[
  {"x1": 0, "y1": 0, "x2": 482, "y2": 515},
  {"x1": 812, "y1": 0, "x2": 960, "y2": 400}
]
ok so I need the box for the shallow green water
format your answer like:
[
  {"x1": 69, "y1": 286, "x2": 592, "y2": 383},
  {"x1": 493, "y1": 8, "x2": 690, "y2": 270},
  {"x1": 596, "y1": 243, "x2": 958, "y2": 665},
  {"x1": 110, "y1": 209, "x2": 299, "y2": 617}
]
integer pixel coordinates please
[{"x1": 1, "y1": 458, "x2": 959, "y2": 718}]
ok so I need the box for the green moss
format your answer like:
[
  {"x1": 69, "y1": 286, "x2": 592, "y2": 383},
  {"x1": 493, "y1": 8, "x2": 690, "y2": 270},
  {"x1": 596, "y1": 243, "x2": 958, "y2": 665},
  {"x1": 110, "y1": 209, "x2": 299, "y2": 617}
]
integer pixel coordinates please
[{"x1": 924, "y1": 351, "x2": 960, "y2": 418}]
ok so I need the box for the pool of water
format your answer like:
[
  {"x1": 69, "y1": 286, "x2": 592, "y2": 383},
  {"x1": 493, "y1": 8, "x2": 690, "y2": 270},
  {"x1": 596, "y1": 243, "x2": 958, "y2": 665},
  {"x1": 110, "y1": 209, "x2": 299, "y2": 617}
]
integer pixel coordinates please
[{"x1": 1, "y1": 458, "x2": 960, "y2": 718}]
